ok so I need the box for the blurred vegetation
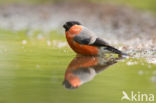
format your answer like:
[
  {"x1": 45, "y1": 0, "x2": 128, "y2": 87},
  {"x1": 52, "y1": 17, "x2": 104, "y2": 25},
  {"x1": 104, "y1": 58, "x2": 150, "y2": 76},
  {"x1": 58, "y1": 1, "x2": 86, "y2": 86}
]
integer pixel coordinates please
[
  {"x1": 92, "y1": 0, "x2": 156, "y2": 12},
  {"x1": 0, "y1": 0, "x2": 156, "y2": 12}
]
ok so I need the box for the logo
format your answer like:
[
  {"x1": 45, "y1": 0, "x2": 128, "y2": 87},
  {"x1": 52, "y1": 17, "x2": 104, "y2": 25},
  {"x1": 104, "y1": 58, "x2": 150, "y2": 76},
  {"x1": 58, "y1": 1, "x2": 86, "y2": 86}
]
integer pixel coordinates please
[{"x1": 121, "y1": 91, "x2": 155, "y2": 102}]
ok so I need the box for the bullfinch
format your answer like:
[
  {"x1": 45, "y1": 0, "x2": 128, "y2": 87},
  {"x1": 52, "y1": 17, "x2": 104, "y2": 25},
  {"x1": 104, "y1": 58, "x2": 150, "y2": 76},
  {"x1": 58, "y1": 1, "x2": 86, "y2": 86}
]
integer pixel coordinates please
[
  {"x1": 63, "y1": 56, "x2": 120, "y2": 89},
  {"x1": 63, "y1": 21, "x2": 127, "y2": 56}
]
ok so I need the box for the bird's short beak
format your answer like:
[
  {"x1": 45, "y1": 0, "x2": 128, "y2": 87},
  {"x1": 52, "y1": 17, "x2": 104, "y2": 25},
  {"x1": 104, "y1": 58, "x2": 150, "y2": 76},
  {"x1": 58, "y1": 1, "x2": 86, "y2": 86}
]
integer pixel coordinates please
[
  {"x1": 63, "y1": 24, "x2": 67, "y2": 29},
  {"x1": 63, "y1": 24, "x2": 69, "y2": 31}
]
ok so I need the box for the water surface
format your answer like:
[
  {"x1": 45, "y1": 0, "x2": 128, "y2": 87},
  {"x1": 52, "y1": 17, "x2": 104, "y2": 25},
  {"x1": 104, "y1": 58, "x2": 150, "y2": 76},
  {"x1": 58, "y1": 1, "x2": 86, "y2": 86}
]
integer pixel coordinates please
[{"x1": 0, "y1": 30, "x2": 156, "y2": 103}]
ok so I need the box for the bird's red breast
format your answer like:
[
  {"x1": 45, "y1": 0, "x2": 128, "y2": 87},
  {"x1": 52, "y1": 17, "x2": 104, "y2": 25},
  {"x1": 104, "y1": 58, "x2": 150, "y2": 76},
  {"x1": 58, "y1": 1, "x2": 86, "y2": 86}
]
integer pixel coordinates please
[{"x1": 65, "y1": 25, "x2": 99, "y2": 55}]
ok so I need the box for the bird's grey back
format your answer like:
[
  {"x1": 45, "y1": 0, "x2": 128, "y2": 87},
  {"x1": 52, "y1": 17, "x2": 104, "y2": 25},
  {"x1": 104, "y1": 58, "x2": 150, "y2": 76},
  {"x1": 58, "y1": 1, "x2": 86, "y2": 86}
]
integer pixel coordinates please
[{"x1": 73, "y1": 26, "x2": 97, "y2": 45}]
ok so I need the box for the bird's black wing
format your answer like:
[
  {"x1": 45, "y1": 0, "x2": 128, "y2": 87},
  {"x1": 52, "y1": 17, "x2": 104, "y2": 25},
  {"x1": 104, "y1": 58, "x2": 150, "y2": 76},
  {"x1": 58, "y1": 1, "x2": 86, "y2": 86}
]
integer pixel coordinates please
[
  {"x1": 91, "y1": 38, "x2": 109, "y2": 46},
  {"x1": 92, "y1": 38, "x2": 127, "y2": 56}
]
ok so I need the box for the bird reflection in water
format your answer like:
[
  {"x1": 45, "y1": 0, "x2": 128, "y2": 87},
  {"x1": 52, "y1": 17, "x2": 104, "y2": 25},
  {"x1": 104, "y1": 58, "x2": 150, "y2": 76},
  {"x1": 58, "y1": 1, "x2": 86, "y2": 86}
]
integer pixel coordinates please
[{"x1": 63, "y1": 56, "x2": 122, "y2": 89}]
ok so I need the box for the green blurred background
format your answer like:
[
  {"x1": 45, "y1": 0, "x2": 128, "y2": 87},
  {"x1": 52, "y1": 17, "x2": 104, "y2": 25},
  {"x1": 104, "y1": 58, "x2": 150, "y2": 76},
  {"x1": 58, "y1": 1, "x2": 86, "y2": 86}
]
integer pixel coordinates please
[{"x1": 0, "y1": 0, "x2": 156, "y2": 12}]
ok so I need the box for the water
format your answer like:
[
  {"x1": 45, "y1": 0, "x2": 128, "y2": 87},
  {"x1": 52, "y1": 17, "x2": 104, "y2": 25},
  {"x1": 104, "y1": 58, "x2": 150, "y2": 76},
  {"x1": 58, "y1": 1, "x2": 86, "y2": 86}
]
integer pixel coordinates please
[{"x1": 0, "y1": 30, "x2": 156, "y2": 103}]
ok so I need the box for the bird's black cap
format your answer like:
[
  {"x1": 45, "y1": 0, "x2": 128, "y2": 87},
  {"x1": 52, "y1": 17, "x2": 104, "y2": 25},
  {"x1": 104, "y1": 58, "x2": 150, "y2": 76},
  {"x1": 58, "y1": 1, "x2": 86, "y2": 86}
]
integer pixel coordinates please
[{"x1": 63, "y1": 21, "x2": 81, "y2": 31}]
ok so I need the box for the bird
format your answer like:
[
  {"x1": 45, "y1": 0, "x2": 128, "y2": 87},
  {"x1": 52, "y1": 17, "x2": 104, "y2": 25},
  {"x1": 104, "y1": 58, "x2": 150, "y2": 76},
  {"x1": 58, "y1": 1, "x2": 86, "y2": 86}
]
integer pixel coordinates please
[
  {"x1": 63, "y1": 56, "x2": 120, "y2": 89},
  {"x1": 63, "y1": 21, "x2": 127, "y2": 56}
]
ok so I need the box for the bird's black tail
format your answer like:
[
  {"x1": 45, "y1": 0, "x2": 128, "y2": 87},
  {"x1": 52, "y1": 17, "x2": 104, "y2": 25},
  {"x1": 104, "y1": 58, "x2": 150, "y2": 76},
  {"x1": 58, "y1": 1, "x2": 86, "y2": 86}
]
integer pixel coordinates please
[{"x1": 104, "y1": 46, "x2": 127, "y2": 56}]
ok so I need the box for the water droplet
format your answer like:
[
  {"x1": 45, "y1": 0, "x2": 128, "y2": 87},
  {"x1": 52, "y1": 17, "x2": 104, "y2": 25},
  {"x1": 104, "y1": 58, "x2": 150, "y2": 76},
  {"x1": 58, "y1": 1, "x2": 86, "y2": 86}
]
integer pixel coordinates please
[
  {"x1": 151, "y1": 76, "x2": 156, "y2": 82},
  {"x1": 22, "y1": 40, "x2": 27, "y2": 45},
  {"x1": 138, "y1": 70, "x2": 144, "y2": 75},
  {"x1": 36, "y1": 64, "x2": 40, "y2": 69},
  {"x1": 47, "y1": 40, "x2": 51, "y2": 46}
]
